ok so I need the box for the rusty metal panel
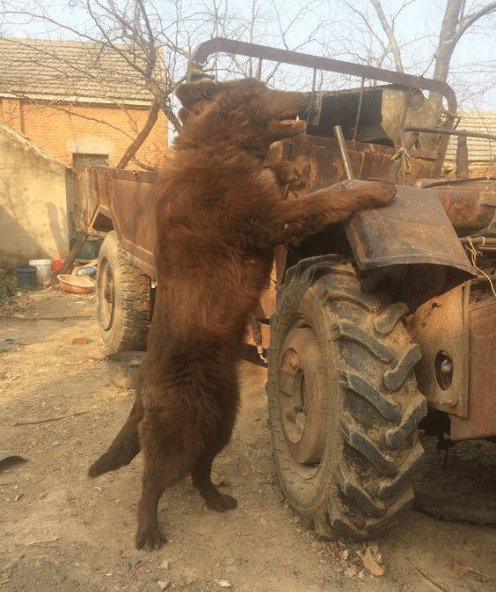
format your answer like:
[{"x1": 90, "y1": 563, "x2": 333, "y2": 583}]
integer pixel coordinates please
[
  {"x1": 107, "y1": 171, "x2": 157, "y2": 277},
  {"x1": 344, "y1": 183, "x2": 474, "y2": 273},
  {"x1": 282, "y1": 136, "x2": 439, "y2": 190},
  {"x1": 75, "y1": 166, "x2": 158, "y2": 277},
  {"x1": 408, "y1": 283, "x2": 469, "y2": 418},
  {"x1": 451, "y1": 296, "x2": 496, "y2": 440},
  {"x1": 281, "y1": 136, "x2": 383, "y2": 189},
  {"x1": 430, "y1": 183, "x2": 496, "y2": 234}
]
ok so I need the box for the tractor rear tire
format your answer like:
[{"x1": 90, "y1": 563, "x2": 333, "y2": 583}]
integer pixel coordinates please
[
  {"x1": 97, "y1": 231, "x2": 151, "y2": 354},
  {"x1": 267, "y1": 256, "x2": 426, "y2": 539}
]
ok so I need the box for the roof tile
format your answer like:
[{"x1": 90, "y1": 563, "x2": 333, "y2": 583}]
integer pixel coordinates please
[
  {"x1": 445, "y1": 111, "x2": 496, "y2": 164},
  {"x1": 0, "y1": 37, "x2": 161, "y2": 103}
]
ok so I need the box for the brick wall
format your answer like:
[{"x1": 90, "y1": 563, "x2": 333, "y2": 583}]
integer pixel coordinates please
[{"x1": 0, "y1": 97, "x2": 169, "y2": 169}]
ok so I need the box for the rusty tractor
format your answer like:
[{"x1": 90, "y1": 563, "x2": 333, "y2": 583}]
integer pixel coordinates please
[{"x1": 74, "y1": 38, "x2": 496, "y2": 540}]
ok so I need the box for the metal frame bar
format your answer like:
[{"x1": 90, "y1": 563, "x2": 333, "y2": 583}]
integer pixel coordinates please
[{"x1": 190, "y1": 37, "x2": 457, "y2": 113}]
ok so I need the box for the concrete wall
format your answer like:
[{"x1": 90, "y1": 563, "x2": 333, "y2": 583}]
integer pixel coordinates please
[{"x1": 0, "y1": 122, "x2": 70, "y2": 267}]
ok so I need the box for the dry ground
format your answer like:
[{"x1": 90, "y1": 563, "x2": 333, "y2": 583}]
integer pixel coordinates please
[{"x1": 1, "y1": 286, "x2": 496, "y2": 591}]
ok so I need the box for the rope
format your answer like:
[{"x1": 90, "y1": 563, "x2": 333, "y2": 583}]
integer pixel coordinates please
[
  {"x1": 466, "y1": 236, "x2": 496, "y2": 297},
  {"x1": 391, "y1": 146, "x2": 411, "y2": 184}
]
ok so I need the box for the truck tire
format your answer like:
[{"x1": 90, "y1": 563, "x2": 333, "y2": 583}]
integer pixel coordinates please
[
  {"x1": 267, "y1": 256, "x2": 427, "y2": 539},
  {"x1": 97, "y1": 231, "x2": 151, "y2": 354}
]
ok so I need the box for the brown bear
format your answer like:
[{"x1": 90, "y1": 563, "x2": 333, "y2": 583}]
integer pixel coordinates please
[{"x1": 88, "y1": 76, "x2": 395, "y2": 550}]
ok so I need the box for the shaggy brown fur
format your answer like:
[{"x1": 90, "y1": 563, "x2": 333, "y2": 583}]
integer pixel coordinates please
[{"x1": 88, "y1": 77, "x2": 395, "y2": 550}]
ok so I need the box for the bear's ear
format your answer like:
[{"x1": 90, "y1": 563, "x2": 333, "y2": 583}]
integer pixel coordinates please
[{"x1": 175, "y1": 79, "x2": 220, "y2": 108}]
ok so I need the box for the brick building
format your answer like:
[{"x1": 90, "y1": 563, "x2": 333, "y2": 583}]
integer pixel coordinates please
[{"x1": 0, "y1": 38, "x2": 169, "y2": 169}]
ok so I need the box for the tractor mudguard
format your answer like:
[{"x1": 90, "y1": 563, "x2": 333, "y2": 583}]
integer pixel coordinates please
[{"x1": 342, "y1": 180, "x2": 474, "y2": 274}]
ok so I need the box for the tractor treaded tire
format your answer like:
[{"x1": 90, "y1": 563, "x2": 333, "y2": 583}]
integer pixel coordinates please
[
  {"x1": 97, "y1": 230, "x2": 151, "y2": 354},
  {"x1": 267, "y1": 256, "x2": 426, "y2": 539}
]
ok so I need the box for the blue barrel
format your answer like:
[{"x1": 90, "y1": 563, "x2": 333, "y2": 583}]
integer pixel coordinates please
[{"x1": 16, "y1": 265, "x2": 37, "y2": 287}]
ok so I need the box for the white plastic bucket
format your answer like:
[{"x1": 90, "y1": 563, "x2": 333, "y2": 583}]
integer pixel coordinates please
[{"x1": 28, "y1": 259, "x2": 52, "y2": 285}]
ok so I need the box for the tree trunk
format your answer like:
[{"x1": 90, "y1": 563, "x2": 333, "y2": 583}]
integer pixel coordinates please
[
  {"x1": 429, "y1": 0, "x2": 496, "y2": 111},
  {"x1": 116, "y1": 99, "x2": 161, "y2": 170},
  {"x1": 429, "y1": 0, "x2": 463, "y2": 112}
]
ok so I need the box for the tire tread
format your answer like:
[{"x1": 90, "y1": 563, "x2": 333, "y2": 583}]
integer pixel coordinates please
[{"x1": 268, "y1": 257, "x2": 426, "y2": 540}]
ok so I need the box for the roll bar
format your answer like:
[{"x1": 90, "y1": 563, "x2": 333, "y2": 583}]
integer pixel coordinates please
[{"x1": 189, "y1": 37, "x2": 457, "y2": 114}]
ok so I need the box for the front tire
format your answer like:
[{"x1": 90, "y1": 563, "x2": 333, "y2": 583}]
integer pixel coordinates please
[
  {"x1": 267, "y1": 256, "x2": 427, "y2": 538},
  {"x1": 97, "y1": 231, "x2": 151, "y2": 353}
]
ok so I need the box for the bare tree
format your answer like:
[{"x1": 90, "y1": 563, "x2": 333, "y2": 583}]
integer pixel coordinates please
[
  {"x1": 368, "y1": 0, "x2": 405, "y2": 72},
  {"x1": 429, "y1": 0, "x2": 496, "y2": 109},
  {"x1": 331, "y1": 0, "x2": 496, "y2": 111},
  {"x1": 1, "y1": 0, "x2": 496, "y2": 167},
  {"x1": 0, "y1": 0, "x2": 328, "y2": 167}
]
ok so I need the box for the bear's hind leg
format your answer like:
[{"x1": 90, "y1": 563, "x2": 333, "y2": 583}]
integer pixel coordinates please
[
  {"x1": 135, "y1": 409, "x2": 189, "y2": 550},
  {"x1": 135, "y1": 452, "x2": 170, "y2": 550},
  {"x1": 191, "y1": 451, "x2": 237, "y2": 512}
]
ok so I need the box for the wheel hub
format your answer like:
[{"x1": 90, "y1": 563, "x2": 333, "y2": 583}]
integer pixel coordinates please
[{"x1": 279, "y1": 326, "x2": 328, "y2": 464}]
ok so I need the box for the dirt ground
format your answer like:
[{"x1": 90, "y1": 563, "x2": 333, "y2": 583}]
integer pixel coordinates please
[{"x1": 2, "y1": 286, "x2": 496, "y2": 592}]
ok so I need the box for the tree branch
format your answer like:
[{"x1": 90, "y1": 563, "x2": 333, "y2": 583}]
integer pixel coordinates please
[
  {"x1": 116, "y1": 98, "x2": 160, "y2": 169},
  {"x1": 368, "y1": 0, "x2": 404, "y2": 72},
  {"x1": 454, "y1": 1, "x2": 496, "y2": 45}
]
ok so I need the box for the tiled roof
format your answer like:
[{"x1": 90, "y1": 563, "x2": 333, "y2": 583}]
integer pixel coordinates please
[
  {"x1": 0, "y1": 37, "x2": 161, "y2": 104},
  {"x1": 445, "y1": 111, "x2": 496, "y2": 164}
]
